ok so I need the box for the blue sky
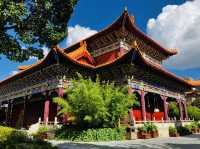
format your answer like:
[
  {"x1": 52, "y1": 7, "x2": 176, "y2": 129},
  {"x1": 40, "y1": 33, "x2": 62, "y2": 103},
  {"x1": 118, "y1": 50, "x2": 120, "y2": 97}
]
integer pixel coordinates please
[{"x1": 1, "y1": 0, "x2": 200, "y2": 80}]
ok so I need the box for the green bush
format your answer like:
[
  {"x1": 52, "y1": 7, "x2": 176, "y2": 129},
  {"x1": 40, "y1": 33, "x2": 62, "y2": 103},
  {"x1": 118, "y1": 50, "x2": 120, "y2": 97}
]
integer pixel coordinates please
[
  {"x1": 0, "y1": 126, "x2": 15, "y2": 142},
  {"x1": 177, "y1": 126, "x2": 192, "y2": 136},
  {"x1": 38, "y1": 126, "x2": 49, "y2": 133},
  {"x1": 144, "y1": 122, "x2": 158, "y2": 132},
  {"x1": 169, "y1": 126, "x2": 177, "y2": 135},
  {"x1": 55, "y1": 126, "x2": 126, "y2": 142},
  {"x1": 137, "y1": 122, "x2": 157, "y2": 133},
  {"x1": 137, "y1": 126, "x2": 147, "y2": 133},
  {"x1": 0, "y1": 126, "x2": 57, "y2": 149},
  {"x1": 168, "y1": 102, "x2": 180, "y2": 119},
  {"x1": 187, "y1": 105, "x2": 200, "y2": 120},
  {"x1": 53, "y1": 74, "x2": 135, "y2": 128},
  {"x1": 190, "y1": 122, "x2": 198, "y2": 129},
  {"x1": 197, "y1": 122, "x2": 200, "y2": 128}
]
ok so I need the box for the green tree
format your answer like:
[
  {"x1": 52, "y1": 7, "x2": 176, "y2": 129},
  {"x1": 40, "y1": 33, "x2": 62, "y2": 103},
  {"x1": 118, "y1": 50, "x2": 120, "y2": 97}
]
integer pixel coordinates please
[
  {"x1": 191, "y1": 98, "x2": 200, "y2": 108},
  {"x1": 168, "y1": 102, "x2": 180, "y2": 119},
  {"x1": 54, "y1": 75, "x2": 135, "y2": 128},
  {"x1": 0, "y1": 0, "x2": 77, "y2": 61},
  {"x1": 187, "y1": 105, "x2": 200, "y2": 120},
  {"x1": 103, "y1": 83, "x2": 134, "y2": 127}
]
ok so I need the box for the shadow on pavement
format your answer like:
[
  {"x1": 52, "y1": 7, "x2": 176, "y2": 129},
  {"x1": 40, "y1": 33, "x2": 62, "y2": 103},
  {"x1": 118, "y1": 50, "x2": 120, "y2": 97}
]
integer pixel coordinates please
[
  {"x1": 166, "y1": 143, "x2": 200, "y2": 149},
  {"x1": 183, "y1": 134, "x2": 200, "y2": 139},
  {"x1": 57, "y1": 142, "x2": 149, "y2": 149}
]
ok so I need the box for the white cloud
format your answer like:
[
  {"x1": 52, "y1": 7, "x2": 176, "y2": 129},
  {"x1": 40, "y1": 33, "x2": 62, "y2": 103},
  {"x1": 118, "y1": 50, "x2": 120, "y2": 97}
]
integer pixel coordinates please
[
  {"x1": 147, "y1": 0, "x2": 200, "y2": 69},
  {"x1": 10, "y1": 70, "x2": 18, "y2": 76},
  {"x1": 29, "y1": 46, "x2": 50, "y2": 60},
  {"x1": 42, "y1": 47, "x2": 50, "y2": 56},
  {"x1": 67, "y1": 25, "x2": 97, "y2": 46}
]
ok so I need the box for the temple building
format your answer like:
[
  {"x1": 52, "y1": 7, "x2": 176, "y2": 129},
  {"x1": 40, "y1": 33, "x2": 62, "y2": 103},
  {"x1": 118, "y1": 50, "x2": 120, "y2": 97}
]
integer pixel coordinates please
[{"x1": 0, "y1": 10, "x2": 200, "y2": 128}]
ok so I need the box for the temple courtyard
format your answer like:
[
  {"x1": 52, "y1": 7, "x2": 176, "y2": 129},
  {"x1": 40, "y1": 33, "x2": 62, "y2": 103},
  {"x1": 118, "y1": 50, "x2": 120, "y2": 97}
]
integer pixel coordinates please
[{"x1": 50, "y1": 134, "x2": 200, "y2": 149}]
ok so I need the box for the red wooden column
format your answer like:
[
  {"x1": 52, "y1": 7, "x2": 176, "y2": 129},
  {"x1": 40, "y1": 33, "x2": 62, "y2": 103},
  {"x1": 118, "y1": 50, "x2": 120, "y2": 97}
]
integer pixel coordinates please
[
  {"x1": 58, "y1": 87, "x2": 64, "y2": 97},
  {"x1": 183, "y1": 101, "x2": 189, "y2": 120},
  {"x1": 43, "y1": 92, "x2": 50, "y2": 123},
  {"x1": 161, "y1": 95, "x2": 168, "y2": 121},
  {"x1": 177, "y1": 100, "x2": 183, "y2": 120},
  {"x1": 140, "y1": 90, "x2": 146, "y2": 121},
  {"x1": 56, "y1": 88, "x2": 64, "y2": 122},
  {"x1": 128, "y1": 86, "x2": 135, "y2": 122}
]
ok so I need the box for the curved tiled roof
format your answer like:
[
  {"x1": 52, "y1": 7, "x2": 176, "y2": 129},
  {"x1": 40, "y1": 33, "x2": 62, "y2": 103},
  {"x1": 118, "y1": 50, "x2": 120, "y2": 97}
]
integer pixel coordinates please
[
  {"x1": 185, "y1": 80, "x2": 200, "y2": 87},
  {"x1": 66, "y1": 41, "x2": 95, "y2": 65},
  {"x1": 1, "y1": 44, "x2": 200, "y2": 88},
  {"x1": 63, "y1": 10, "x2": 177, "y2": 56},
  {"x1": 1, "y1": 10, "x2": 199, "y2": 88}
]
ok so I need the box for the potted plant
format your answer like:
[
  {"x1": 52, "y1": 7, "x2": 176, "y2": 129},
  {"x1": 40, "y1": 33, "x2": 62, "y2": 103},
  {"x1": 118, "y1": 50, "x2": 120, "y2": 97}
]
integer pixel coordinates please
[
  {"x1": 197, "y1": 122, "x2": 200, "y2": 133},
  {"x1": 151, "y1": 124, "x2": 159, "y2": 138},
  {"x1": 177, "y1": 126, "x2": 192, "y2": 136},
  {"x1": 33, "y1": 126, "x2": 55, "y2": 140},
  {"x1": 143, "y1": 122, "x2": 159, "y2": 138},
  {"x1": 169, "y1": 126, "x2": 179, "y2": 137},
  {"x1": 190, "y1": 122, "x2": 198, "y2": 134},
  {"x1": 137, "y1": 126, "x2": 151, "y2": 139}
]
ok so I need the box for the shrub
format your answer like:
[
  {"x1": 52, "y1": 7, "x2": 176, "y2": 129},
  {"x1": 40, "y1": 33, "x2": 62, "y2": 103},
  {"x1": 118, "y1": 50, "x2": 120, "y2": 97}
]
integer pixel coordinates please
[
  {"x1": 53, "y1": 74, "x2": 135, "y2": 128},
  {"x1": 38, "y1": 126, "x2": 49, "y2": 133},
  {"x1": 32, "y1": 126, "x2": 56, "y2": 140},
  {"x1": 137, "y1": 126, "x2": 147, "y2": 133},
  {"x1": 0, "y1": 126, "x2": 15, "y2": 142},
  {"x1": 0, "y1": 126, "x2": 57, "y2": 149},
  {"x1": 191, "y1": 98, "x2": 200, "y2": 108},
  {"x1": 197, "y1": 122, "x2": 200, "y2": 128},
  {"x1": 55, "y1": 126, "x2": 126, "y2": 142},
  {"x1": 144, "y1": 122, "x2": 158, "y2": 132},
  {"x1": 187, "y1": 105, "x2": 200, "y2": 120},
  {"x1": 177, "y1": 126, "x2": 192, "y2": 136},
  {"x1": 137, "y1": 122, "x2": 157, "y2": 133},
  {"x1": 168, "y1": 102, "x2": 180, "y2": 119},
  {"x1": 190, "y1": 122, "x2": 198, "y2": 129},
  {"x1": 169, "y1": 126, "x2": 177, "y2": 135}
]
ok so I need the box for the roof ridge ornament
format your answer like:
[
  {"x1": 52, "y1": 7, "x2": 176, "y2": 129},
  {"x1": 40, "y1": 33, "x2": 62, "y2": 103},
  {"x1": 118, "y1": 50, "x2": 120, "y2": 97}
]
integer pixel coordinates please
[{"x1": 80, "y1": 40, "x2": 87, "y2": 49}]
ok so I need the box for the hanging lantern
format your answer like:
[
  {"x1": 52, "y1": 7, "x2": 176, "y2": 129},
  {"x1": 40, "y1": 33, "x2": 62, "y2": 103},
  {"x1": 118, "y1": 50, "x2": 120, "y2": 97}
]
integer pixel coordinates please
[{"x1": 154, "y1": 108, "x2": 160, "y2": 112}]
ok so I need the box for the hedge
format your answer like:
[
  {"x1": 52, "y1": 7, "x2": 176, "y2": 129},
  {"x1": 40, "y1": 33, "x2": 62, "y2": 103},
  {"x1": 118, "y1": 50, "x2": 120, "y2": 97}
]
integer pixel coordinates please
[
  {"x1": 55, "y1": 127, "x2": 126, "y2": 142},
  {"x1": 0, "y1": 125, "x2": 15, "y2": 142},
  {"x1": 0, "y1": 126, "x2": 57, "y2": 149}
]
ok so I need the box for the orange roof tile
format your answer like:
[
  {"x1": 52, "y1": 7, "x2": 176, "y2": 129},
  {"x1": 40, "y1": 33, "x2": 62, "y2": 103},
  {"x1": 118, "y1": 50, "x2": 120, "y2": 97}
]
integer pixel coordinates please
[
  {"x1": 18, "y1": 65, "x2": 32, "y2": 71},
  {"x1": 1, "y1": 44, "x2": 199, "y2": 88},
  {"x1": 66, "y1": 41, "x2": 95, "y2": 65},
  {"x1": 185, "y1": 80, "x2": 200, "y2": 87}
]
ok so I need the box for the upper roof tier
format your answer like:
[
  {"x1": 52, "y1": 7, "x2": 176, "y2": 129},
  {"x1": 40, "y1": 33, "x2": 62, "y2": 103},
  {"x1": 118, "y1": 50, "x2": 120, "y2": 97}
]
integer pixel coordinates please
[
  {"x1": 1, "y1": 10, "x2": 200, "y2": 89},
  {"x1": 63, "y1": 10, "x2": 178, "y2": 62}
]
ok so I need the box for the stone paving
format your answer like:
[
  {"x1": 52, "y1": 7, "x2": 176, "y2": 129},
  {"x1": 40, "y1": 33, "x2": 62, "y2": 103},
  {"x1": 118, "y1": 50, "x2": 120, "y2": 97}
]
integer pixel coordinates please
[{"x1": 50, "y1": 134, "x2": 200, "y2": 149}]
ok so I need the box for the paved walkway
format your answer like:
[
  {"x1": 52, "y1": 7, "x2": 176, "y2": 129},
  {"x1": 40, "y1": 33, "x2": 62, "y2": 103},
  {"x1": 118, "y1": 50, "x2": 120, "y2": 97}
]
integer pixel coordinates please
[{"x1": 50, "y1": 134, "x2": 200, "y2": 149}]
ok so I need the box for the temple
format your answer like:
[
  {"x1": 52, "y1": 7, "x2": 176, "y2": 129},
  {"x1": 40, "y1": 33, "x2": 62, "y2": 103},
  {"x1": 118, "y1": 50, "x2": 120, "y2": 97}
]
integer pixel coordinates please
[{"x1": 0, "y1": 10, "x2": 200, "y2": 128}]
